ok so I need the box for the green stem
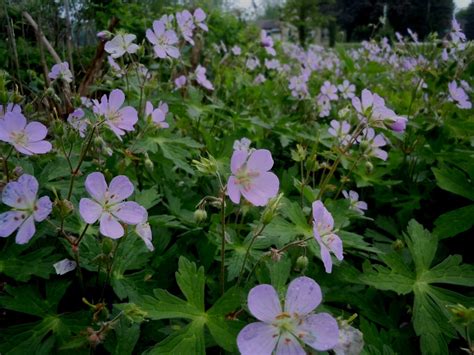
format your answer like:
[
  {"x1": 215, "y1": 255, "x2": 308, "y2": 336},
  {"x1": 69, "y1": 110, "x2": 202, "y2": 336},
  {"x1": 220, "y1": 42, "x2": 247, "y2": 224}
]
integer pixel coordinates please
[
  {"x1": 220, "y1": 190, "x2": 226, "y2": 295},
  {"x1": 236, "y1": 223, "x2": 267, "y2": 286},
  {"x1": 2, "y1": 146, "x2": 14, "y2": 182}
]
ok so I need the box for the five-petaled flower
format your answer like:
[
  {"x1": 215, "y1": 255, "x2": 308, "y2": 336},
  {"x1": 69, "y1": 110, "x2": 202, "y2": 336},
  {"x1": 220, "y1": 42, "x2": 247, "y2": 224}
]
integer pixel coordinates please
[
  {"x1": 195, "y1": 65, "x2": 214, "y2": 91},
  {"x1": 145, "y1": 101, "x2": 169, "y2": 128},
  {"x1": 227, "y1": 148, "x2": 279, "y2": 206},
  {"x1": 146, "y1": 19, "x2": 180, "y2": 59},
  {"x1": 312, "y1": 200, "x2": 344, "y2": 273},
  {"x1": 0, "y1": 111, "x2": 52, "y2": 155},
  {"x1": 342, "y1": 190, "x2": 368, "y2": 215},
  {"x1": 237, "y1": 276, "x2": 339, "y2": 355},
  {"x1": 0, "y1": 174, "x2": 52, "y2": 244},
  {"x1": 79, "y1": 172, "x2": 147, "y2": 239},
  {"x1": 48, "y1": 62, "x2": 73, "y2": 83},
  {"x1": 448, "y1": 81, "x2": 472, "y2": 109},
  {"x1": 104, "y1": 34, "x2": 139, "y2": 58},
  {"x1": 92, "y1": 89, "x2": 138, "y2": 140}
]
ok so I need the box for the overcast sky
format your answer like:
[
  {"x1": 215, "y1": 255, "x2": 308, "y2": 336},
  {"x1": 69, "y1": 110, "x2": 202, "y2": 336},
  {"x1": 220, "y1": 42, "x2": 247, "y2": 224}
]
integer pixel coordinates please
[{"x1": 454, "y1": 0, "x2": 471, "y2": 8}]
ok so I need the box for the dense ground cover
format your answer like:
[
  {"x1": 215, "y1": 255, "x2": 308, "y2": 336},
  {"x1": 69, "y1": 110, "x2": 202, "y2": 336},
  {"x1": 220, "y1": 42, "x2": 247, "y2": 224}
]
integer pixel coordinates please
[{"x1": 0, "y1": 6, "x2": 473, "y2": 355}]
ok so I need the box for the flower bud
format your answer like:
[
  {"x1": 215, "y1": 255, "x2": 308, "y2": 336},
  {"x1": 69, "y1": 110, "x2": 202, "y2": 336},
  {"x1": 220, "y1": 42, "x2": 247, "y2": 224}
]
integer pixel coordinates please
[
  {"x1": 392, "y1": 239, "x2": 404, "y2": 251},
  {"x1": 194, "y1": 209, "x2": 207, "y2": 223},
  {"x1": 56, "y1": 199, "x2": 74, "y2": 218},
  {"x1": 338, "y1": 107, "x2": 350, "y2": 119},
  {"x1": 144, "y1": 154, "x2": 154, "y2": 172},
  {"x1": 365, "y1": 161, "x2": 374, "y2": 174},
  {"x1": 446, "y1": 304, "x2": 474, "y2": 326},
  {"x1": 295, "y1": 255, "x2": 309, "y2": 271},
  {"x1": 192, "y1": 154, "x2": 218, "y2": 175},
  {"x1": 261, "y1": 193, "x2": 284, "y2": 225}
]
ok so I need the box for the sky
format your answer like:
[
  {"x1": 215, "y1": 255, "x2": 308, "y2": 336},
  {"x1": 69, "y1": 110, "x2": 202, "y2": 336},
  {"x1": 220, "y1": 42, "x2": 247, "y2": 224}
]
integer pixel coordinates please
[{"x1": 231, "y1": 0, "x2": 471, "y2": 11}]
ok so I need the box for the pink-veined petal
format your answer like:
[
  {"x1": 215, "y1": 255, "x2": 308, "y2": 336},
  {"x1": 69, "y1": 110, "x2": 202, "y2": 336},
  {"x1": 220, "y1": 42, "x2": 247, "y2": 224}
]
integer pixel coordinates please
[
  {"x1": 33, "y1": 196, "x2": 52, "y2": 222},
  {"x1": 284, "y1": 276, "x2": 322, "y2": 316},
  {"x1": 79, "y1": 198, "x2": 103, "y2": 224},
  {"x1": 227, "y1": 176, "x2": 241, "y2": 204},
  {"x1": 297, "y1": 313, "x2": 339, "y2": 351},
  {"x1": 99, "y1": 212, "x2": 124, "y2": 239},
  {"x1": 237, "y1": 322, "x2": 279, "y2": 355},
  {"x1": 110, "y1": 201, "x2": 146, "y2": 225},
  {"x1": 241, "y1": 172, "x2": 279, "y2": 206},
  {"x1": 85, "y1": 172, "x2": 108, "y2": 203},
  {"x1": 275, "y1": 332, "x2": 305, "y2": 355},
  {"x1": 0, "y1": 211, "x2": 24, "y2": 237},
  {"x1": 107, "y1": 175, "x2": 134, "y2": 203},
  {"x1": 248, "y1": 284, "x2": 282, "y2": 322},
  {"x1": 15, "y1": 215, "x2": 36, "y2": 244},
  {"x1": 247, "y1": 149, "x2": 274, "y2": 172},
  {"x1": 230, "y1": 149, "x2": 248, "y2": 174}
]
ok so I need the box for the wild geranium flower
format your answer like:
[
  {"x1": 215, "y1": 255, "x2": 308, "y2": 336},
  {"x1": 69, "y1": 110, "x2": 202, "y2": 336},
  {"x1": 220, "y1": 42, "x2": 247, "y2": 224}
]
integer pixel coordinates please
[
  {"x1": 333, "y1": 323, "x2": 364, "y2": 355},
  {"x1": 79, "y1": 172, "x2": 147, "y2": 239},
  {"x1": 104, "y1": 34, "x2": 139, "y2": 58},
  {"x1": 407, "y1": 28, "x2": 419, "y2": 43},
  {"x1": 337, "y1": 80, "x2": 356, "y2": 99},
  {"x1": 107, "y1": 56, "x2": 124, "y2": 78},
  {"x1": 0, "y1": 112, "x2": 52, "y2": 155},
  {"x1": 358, "y1": 128, "x2": 388, "y2": 161},
  {"x1": 261, "y1": 30, "x2": 276, "y2": 56},
  {"x1": 227, "y1": 148, "x2": 279, "y2": 206},
  {"x1": 145, "y1": 101, "x2": 169, "y2": 128},
  {"x1": 231, "y1": 45, "x2": 241, "y2": 56},
  {"x1": 0, "y1": 103, "x2": 21, "y2": 119},
  {"x1": 320, "y1": 81, "x2": 339, "y2": 101},
  {"x1": 193, "y1": 8, "x2": 208, "y2": 32},
  {"x1": 174, "y1": 75, "x2": 187, "y2": 89},
  {"x1": 448, "y1": 81, "x2": 472, "y2": 109},
  {"x1": 342, "y1": 190, "x2": 368, "y2": 215},
  {"x1": 92, "y1": 89, "x2": 138, "y2": 140},
  {"x1": 195, "y1": 65, "x2": 214, "y2": 91},
  {"x1": 451, "y1": 19, "x2": 466, "y2": 44},
  {"x1": 246, "y1": 57, "x2": 260, "y2": 71},
  {"x1": 48, "y1": 62, "x2": 73, "y2": 83},
  {"x1": 289, "y1": 73, "x2": 309, "y2": 98},
  {"x1": 67, "y1": 108, "x2": 88, "y2": 137},
  {"x1": 328, "y1": 120, "x2": 351, "y2": 146},
  {"x1": 233, "y1": 137, "x2": 251, "y2": 152},
  {"x1": 352, "y1": 89, "x2": 407, "y2": 132},
  {"x1": 176, "y1": 10, "x2": 195, "y2": 45},
  {"x1": 317, "y1": 95, "x2": 332, "y2": 118},
  {"x1": 253, "y1": 74, "x2": 266, "y2": 85},
  {"x1": 237, "y1": 277, "x2": 339, "y2": 355},
  {"x1": 264, "y1": 58, "x2": 280, "y2": 70},
  {"x1": 312, "y1": 200, "x2": 343, "y2": 273},
  {"x1": 146, "y1": 19, "x2": 180, "y2": 59},
  {"x1": 0, "y1": 174, "x2": 52, "y2": 244}
]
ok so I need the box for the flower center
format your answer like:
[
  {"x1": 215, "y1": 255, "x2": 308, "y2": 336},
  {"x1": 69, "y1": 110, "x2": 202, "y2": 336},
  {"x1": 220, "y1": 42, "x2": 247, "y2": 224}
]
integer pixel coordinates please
[
  {"x1": 235, "y1": 166, "x2": 259, "y2": 190},
  {"x1": 10, "y1": 130, "x2": 28, "y2": 146}
]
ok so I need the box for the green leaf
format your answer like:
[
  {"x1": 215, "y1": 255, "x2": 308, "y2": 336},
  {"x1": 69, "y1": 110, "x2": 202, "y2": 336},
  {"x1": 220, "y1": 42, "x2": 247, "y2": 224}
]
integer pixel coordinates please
[
  {"x1": 134, "y1": 186, "x2": 162, "y2": 209},
  {"x1": 432, "y1": 165, "x2": 474, "y2": 201},
  {"x1": 267, "y1": 257, "x2": 291, "y2": 292},
  {"x1": 433, "y1": 204, "x2": 474, "y2": 239},
  {"x1": 404, "y1": 220, "x2": 437, "y2": 273},
  {"x1": 138, "y1": 290, "x2": 202, "y2": 320},
  {"x1": 176, "y1": 257, "x2": 205, "y2": 312},
  {"x1": 422, "y1": 255, "x2": 474, "y2": 286}
]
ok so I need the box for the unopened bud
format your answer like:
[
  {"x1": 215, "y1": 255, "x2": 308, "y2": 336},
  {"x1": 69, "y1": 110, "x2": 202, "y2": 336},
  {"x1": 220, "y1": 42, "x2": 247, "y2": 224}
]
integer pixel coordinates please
[
  {"x1": 261, "y1": 193, "x2": 284, "y2": 224},
  {"x1": 392, "y1": 239, "x2": 404, "y2": 251},
  {"x1": 144, "y1": 155, "x2": 154, "y2": 172},
  {"x1": 446, "y1": 304, "x2": 474, "y2": 326},
  {"x1": 291, "y1": 144, "x2": 307, "y2": 162},
  {"x1": 295, "y1": 255, "x2": 309, "y2": 271},
  {"x1": 194, "y1": 209, "x2": 207, "y2": 223},
  {"x1": 365, "y1": 161, "x2": 374, "y2": 174},
  {"x1": 192, "y1": 154, "x2": 218, "y2": 175},
  {"x1": 338, "y1": 107, "x2": 350, "y2": 119},
  {"x1": 56, "y1": 199, "x2": 74, "y2": 218},
  {"x1": 102, "y1": 238, "x2": 114, "y2": 254}
]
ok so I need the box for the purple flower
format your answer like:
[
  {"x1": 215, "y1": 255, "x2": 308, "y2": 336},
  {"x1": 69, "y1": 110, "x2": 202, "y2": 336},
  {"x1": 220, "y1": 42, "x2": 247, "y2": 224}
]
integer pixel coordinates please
[
  {"x1": 92, "y1": 89, "x2": 138, "y2": 140},
  {"x1": 333, "y1": 323, "x2": 364, "y2": 355},
  {"x1": 193, "y1": 8, "x2": 208, "y2": 32},
  {"x1": 231, "y1": 45, "x2": 241, "y2": 56},
  {"x1": 407, "y1": 28, "x2": 419, "y2": 43},
  {"x1": 227, "y1": 148, "x2": 279, "y2": 206},
  {"x1": 176, "y1": 10, "x2": 195, "y2": 45},
  {"x1": 145, "y1": 101, "x2": 169, "y2": 128},
  {"x1": 253, "y1": 74, "x2": 266, "y2": 85},
  {"x1": 146, "y1": 20, "x2": 180, "y2": 59},
  {"x1": 79, "y1": 172, "x2": 147, "y2": 239},
  {"x1": 448, "y1": 81, "x2": 472, "y2": 109},
  {"x1": 317, "y1": 95, "x2": 332, "y2": 117},
  {"x1": 107, "y1": 56, "x2": 124, "y2": 78},
  {"x1": 289, "y1": 73, "x2": 309, "y2": 99},
  {"x1": 357, "y1": 128, "x2": 388, "y2": 161},
  {"x1": 96, "y1": 30, "x2": 112, "y2": 41},
  {"x1": 246, "y1": 57, "x2": 260, "y2": 71},
  {"x1": 337, "y1": 80, "x2": 355, "y2": 99},
  {"x1": 320, "y1": 81, "x2": 338, "y2": 101},
  {"x1": 67, "y1": 108, "x2": 88, "y2": 137},
  {"x1": 0, "y1": 112, "x2": 52, "y2": 155},
  {"x1": 195, "y1": 65, "x2": 214, "y2": 91},
  {"x1": 0, "y1": 174, "x2": 52, "y2": 244},
  {"x1": 312, "y1": 200, "x2": 343, "y2": 273},
  {"x1": 451, "y1": 19, "x2": 466, "y2": 43},
  {"x1": 0, "y1": 103, "x2": 21, "y2": 119},
  {"x1": 174, "y1": 75, "x2": 187, "y2": 89},
  {"x1": 328, "y1": 120, "x2": 351, "y2": 146},
  {"x1": 54, "y1": 259, "x2": 77, "y2": 275},
  {"x1": 261, "y1": 30, "x2": 276, "y2": 56},
  {"x1": 264, "y1": 58, "x2": 280, "y2": 70},
  {"x1": 237, "y1": 277, "x2": 339, "y2": 354},
  {"x1": 233, "y1": 137, "x2": 251, "y2": 152},
  {"x1": 104, "y1": 34, "x2": 139, "y2": 58},
  {"x1": 342, "y1": 190, "x2": 367, "y2": 215},
  {"x1": 48, "y1": 62, "x2": 73, "y2": 83}
]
